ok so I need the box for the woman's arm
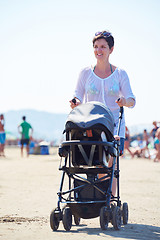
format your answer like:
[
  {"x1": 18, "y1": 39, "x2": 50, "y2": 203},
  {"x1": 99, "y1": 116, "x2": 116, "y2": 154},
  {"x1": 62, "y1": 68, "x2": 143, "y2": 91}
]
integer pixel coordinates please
[
  {"x1": 116, "y1": 97, "x2": 135, "y2": 108},
  {"x1": 118, "y1": 70, "x2": 136, "y2": 108},
  {"x1": 69, "y1": 67, "x2": 90, "y2": 109}
]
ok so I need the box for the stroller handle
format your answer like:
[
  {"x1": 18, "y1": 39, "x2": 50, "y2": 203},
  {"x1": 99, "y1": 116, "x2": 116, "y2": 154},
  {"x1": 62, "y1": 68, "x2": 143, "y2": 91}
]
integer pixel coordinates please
[
  {"x1": 119, "y1": 106, "x2": 124, "y2": 119},
  {"x1": 117, "y1": 106, "x2": 124, "y2": 136}
]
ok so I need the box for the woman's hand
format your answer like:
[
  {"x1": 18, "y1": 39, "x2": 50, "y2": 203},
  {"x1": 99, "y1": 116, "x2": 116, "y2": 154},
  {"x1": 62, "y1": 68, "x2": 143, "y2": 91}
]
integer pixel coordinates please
[
  {"x1": 115, "y1": 97, "x2": 126, "y2": 107},
  {"x1": 69, "y1": 98, "x2": 81, "y2": 109},
  {"x1": 114, "y1": 135, "x2": 120, "y2": 141},
  {"x1": 116, "y1": 97, "x2": 135, "y2": 108}
]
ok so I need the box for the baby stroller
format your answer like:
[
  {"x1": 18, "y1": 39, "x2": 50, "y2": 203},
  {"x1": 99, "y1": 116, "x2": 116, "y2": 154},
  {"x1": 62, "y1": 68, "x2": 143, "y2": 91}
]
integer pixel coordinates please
[{"x1": 50, "y1": 101, "x2": 128, "y2": 231}]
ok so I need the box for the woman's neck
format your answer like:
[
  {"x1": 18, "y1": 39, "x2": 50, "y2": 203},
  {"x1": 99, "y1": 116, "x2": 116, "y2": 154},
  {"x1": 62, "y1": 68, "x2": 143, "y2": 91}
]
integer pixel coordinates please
[
  {"x1": 94, "y1": 61, "x2": 112, "y2": 78},
  {"x1": 96, "y1": 60, "x2": 110, "y2": 71}
]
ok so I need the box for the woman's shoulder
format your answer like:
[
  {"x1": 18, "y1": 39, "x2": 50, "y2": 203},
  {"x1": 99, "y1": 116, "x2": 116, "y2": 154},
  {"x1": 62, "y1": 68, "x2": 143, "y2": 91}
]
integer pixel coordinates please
[
  {"x1": 79, "y1": 66, "x2": 93, "y2": 77},
  {"x1": 115, "y1": 67, "x2": 128, "y2": 75},
  {"x1": 114, "y1": 67, "x2": 129, "y2": 80},
  {"x1": 80, "y1": 66, "x2": 92, "y2": 73}
]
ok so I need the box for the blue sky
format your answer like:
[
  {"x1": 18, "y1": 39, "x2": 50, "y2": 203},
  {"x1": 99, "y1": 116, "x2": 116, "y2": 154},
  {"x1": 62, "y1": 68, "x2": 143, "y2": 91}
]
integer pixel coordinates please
[{"x1": 0, "y1": 0, "x2": 160, "y2": 126}]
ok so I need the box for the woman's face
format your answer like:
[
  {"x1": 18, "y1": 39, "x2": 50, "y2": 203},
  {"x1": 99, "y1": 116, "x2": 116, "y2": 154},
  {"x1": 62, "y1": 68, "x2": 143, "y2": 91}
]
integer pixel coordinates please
[{"x1": 93, "y1": 38, "x2": 113, "y2": 61}]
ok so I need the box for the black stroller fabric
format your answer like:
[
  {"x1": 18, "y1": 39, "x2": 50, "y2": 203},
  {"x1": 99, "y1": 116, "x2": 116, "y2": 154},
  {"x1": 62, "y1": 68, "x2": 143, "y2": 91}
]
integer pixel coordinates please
[
  {"x1": 74, "y1": 178, "x2": 110, "y2": 202},
  {"x1": 65, "y1": 101, "x2": 115, "y2": 139},
  {"x1": 64, "y1": 101, "x2": 115, "y2": 166}
]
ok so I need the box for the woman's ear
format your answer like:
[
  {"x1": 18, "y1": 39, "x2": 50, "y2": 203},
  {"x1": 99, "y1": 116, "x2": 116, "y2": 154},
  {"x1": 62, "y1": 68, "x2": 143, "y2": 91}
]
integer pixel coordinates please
[{"x1": 110, "y1": 46, "x2": 114, "y2": 54}]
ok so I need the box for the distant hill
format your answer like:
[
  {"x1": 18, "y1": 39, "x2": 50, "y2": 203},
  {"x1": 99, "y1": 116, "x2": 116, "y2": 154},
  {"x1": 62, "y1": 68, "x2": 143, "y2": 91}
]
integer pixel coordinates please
[{"x1": 4, "y1": 109, "x2": 68, "y2": 143}]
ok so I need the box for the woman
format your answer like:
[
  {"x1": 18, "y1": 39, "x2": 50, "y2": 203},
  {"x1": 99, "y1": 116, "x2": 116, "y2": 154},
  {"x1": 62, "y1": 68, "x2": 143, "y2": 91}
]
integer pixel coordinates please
[
  {"x1": 70, "y1": 30, "x2": 135, "y2": 195},
  {"x1": 70, "y1": 31, "x2": 135, "y2": 150}
]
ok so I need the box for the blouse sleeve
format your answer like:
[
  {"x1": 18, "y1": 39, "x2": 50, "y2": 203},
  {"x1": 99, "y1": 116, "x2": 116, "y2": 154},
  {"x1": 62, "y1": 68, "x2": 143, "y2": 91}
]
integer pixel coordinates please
[
  {"x1": 74, "y1": 68, "x2": 90, "y2": 102},
  {"x1": 119, "y1": 69, "x2": 136, "y2": 107}
]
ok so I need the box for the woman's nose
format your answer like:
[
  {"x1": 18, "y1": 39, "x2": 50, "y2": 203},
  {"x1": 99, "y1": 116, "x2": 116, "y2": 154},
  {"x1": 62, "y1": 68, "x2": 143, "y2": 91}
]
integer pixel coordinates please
[{"x1": 96, "y1": 47, "x2": 101, "y2": 52}]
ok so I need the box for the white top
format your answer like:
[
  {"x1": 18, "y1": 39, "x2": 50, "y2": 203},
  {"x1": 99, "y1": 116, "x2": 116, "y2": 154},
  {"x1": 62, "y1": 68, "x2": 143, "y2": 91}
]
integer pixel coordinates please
[{"x1": 74, "y1": 66, "x2": 135, "y2": 138}]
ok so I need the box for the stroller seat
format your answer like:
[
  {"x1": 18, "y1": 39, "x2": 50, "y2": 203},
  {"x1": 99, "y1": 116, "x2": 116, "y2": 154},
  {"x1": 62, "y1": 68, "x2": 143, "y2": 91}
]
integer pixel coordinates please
[{"x1": 59, "y1": 101, "x2": 116, "y2": 167}]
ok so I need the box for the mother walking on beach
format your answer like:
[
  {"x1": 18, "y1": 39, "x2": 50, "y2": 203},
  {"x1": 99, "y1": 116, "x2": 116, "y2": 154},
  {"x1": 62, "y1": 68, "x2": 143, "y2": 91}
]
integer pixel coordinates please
[
  {"x1": 70, "y1": 31, "x2": 135, "y2": 153},
  {"x1": 70, "y1": 30, "x2": 136, "y2": 195}
]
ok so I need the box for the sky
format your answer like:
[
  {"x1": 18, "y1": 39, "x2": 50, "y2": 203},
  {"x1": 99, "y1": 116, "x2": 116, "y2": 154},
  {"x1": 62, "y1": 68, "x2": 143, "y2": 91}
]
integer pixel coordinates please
[{"x1": 0, "y1": 0, "x2": 160, "y2": 127}]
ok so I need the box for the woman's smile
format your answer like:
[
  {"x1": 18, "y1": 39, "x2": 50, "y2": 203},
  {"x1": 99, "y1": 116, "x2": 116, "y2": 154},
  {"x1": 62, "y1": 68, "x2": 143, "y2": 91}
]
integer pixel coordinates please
[{"x1": 93, "y1": 38, "x2": 110, "y2": 60}]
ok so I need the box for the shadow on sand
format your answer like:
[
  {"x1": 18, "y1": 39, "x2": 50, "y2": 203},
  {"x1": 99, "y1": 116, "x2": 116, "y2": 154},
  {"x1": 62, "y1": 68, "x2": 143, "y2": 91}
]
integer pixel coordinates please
[{"x1": 57, "y1": 223, "x2": 160, "y2": 240}]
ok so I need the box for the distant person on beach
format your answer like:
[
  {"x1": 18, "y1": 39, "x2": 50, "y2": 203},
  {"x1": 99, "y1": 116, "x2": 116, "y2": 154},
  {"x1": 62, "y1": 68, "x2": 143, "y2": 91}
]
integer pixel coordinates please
[
  {"x1": 153, "y1": 128, "x2": 160, "y2": 162},
  {"x1": 70, "y1": 30, "x2": 136, "y2": 196},
  {"x1": 18, "y1": 116, "x2": 33, "y2": 157},
  {"x1": 132, "y1": 136, "x2": 144, "y2": 158},
  {"x1": 124, "y1": 126, "x2": 133, "y2": 158},
  {"x1": 150, "y1": 121, "x2": 159, "y2": 140},
  {"x1": 142, "y1": 129, "x2": 150, "y2": 159},
  {"x1": 0, "y1": 114, "x2": 6, "y2": 157}
]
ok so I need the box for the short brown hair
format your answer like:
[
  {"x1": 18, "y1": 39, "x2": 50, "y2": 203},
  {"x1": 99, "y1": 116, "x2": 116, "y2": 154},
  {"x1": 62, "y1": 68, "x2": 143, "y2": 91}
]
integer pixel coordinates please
[{"x1": 92, "y1": 31, "x2": 114, "y2": 49}]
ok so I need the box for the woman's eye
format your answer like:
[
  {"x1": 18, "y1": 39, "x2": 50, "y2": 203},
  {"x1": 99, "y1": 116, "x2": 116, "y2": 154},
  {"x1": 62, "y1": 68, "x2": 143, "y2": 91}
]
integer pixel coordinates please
[{"x1": 94, "y1": 45, "x2": 106, "y2": 49}]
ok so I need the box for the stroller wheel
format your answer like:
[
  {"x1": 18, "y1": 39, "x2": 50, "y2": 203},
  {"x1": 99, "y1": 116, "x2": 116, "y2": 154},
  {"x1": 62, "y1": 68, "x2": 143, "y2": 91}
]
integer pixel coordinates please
[
  {"x1": 62, "y1": 207, "x2": 72, "y2": 231},
  {"x1": 112, "y1": 206, "x2": 122, "y2": 230},
  {"x1": 50, "y1": 209, "x2": 60, "y2": 231},
  {"x1": 110, "y1": 203, "x2": 116, "y2": 225},
  {"x1": 74, "y1": 215, "x2": 81, "y2": 226},
  {"x1": 122, "y1": 202, "x2": 129, "y2": 225},
  {"x1": 100, "y1": 206, "x2": 109, "y2": 230}
]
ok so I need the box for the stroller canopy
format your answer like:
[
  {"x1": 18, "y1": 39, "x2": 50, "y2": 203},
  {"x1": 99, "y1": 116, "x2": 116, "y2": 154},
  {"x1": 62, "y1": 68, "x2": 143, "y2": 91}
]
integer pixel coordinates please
[{"x1": 65, "y1": 101, "x2": 115, "y2": 137}]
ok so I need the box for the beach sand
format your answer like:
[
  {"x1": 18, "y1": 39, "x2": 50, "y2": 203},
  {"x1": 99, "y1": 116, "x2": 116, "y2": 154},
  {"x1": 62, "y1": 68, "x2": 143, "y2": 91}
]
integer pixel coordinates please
[{"x1": 0, "y1": 147, "x2": 160, "y2": 240}]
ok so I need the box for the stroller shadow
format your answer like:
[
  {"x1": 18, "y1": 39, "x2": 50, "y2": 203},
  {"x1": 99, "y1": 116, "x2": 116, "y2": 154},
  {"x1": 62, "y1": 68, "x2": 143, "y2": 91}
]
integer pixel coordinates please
[{"x1": 63, "y1": 223, "x2": 160, "y2": 240}]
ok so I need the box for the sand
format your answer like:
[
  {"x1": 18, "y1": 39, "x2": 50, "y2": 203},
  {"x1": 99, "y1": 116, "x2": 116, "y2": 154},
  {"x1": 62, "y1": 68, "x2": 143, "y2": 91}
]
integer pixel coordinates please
[{"x1": 0, "y1": 147, "x2": 160, "y2": 240}]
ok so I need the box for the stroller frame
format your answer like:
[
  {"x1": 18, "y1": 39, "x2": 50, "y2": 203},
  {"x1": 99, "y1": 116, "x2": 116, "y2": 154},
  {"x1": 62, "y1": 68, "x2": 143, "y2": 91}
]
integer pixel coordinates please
[{"x1": 50, "y1": 106, "x2": 128, "y2": 231}]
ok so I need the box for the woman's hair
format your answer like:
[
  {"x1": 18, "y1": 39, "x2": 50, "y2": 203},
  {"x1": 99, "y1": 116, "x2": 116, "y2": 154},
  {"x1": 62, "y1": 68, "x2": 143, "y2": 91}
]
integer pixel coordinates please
[{"x1": 92, "y1": 31, "x2": 114, "y2": 49}]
